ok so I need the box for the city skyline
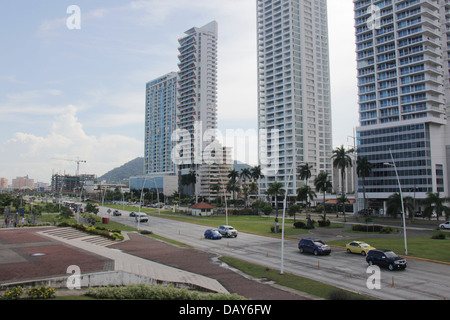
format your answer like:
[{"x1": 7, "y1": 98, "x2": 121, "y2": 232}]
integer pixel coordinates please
[{"x1": 0, "y1": 0, "x2": 357, "y2": 184}]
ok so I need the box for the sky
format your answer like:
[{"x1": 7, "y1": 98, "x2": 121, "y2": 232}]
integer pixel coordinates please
[{"x1": 0, "y1": 0, "x2": 358, "y2": 184}]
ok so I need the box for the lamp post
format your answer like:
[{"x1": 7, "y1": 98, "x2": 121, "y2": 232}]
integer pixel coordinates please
[{"x1": 384, "y1": 149, "x2": 408, "y2": 255}]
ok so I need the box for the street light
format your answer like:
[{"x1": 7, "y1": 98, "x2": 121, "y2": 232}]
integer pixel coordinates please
[{"x1": 384, "y1": 149, "x2": 408, "y2": 256}]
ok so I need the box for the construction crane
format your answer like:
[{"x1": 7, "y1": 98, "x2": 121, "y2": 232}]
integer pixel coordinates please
[{"x1": 51, "y1": 157, "x2": 87, "y2": 176}]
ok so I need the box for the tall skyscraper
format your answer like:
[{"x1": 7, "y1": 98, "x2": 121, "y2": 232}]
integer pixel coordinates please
[
  {"x1": 354, "y1": 0, "x2": 450, "y2": 209},
  {"x1": 176, "y1": 21, "x2": 219, "y2": 168},
  {"x1": 144, "y1": 72, "x2": 178, "y2": 176},
  {"x1": 257, "y1": 0, "x2": 333, "y2": 196}
]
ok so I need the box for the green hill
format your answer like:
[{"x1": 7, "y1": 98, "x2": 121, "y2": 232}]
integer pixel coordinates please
[{"x1": 98, "y1": 157, "x2": 144, "y2": 184}]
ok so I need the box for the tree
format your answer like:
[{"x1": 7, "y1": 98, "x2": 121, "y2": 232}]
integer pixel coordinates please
[
  {"x1": 332, "y1": 145, "x2": 354, "y2": 194},
  {"x1": 288, "y1": 204, "x2": 301, "y2": 222},
  {"x1": 267, "y1": 182, "x2": 285, "y2": 217},
  {"x1": 337, "y1": 194, "x2": 349, "y2": 222},
  {"x1": 356, "y1": 156, "x2": 372, "y2": 213},
  {"x1": 227, "y1": 179, "x2": 240, "y2": 203},
  {"x1": 422, "y1": 192, "x2": 450, "y2": 221},
  {"x1": 181, "y1": 169, "x2": 197, "y2": 198},
  {"x1": 297, "y1": 163, "x2": 313, "y2": 186},
  {"x1": 386, "y1": 193, "x2": 414, "y2": 220},
  {"x1": 251, "y1": 165, "x2": 265, "y2": 197},
  {"x1": 296, "y1": 185, "x2": 316, "y2": 213},
  {"x1": 211, "y1": 183, "x2": 221, "y2": 205},
  {"x1": 314, "y1": 172, "x2": 332, "y2": 220},
  {"x1": 239, "y1": 168, "x2": 252, "y2": 185}
]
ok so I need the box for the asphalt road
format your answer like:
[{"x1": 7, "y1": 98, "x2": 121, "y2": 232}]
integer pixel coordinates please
[{"x1": 98, "y1": 207, "x2": 450, "y2": 300}]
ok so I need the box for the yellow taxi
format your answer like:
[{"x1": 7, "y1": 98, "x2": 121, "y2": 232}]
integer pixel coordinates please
[{"x1": 345, "y1": 241, "x2": 376, "y2": 256}]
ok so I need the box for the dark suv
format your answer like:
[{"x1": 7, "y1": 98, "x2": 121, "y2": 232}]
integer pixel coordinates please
[
  {"x1": 298, "y1": 238, "x2": 331, "y2": 256},
  {"x1": 366, "y1": 249, "x2": 407, "y2": 271}
]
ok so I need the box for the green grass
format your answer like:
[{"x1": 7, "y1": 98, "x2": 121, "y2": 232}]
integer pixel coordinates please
[
  {"x1": 105, "y1": 204, "x2": 343, "y2": 238},
  {"x1": 219, "y1": 256, "x2": 372, "y2": 300},
  {"x1": 328, "y1": 234, "x2": 450, "y2": 263}
]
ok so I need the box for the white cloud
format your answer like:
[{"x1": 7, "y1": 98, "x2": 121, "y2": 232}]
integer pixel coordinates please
[{"x1": 0, "y1": 106, "x2": 142, "y2": 183}]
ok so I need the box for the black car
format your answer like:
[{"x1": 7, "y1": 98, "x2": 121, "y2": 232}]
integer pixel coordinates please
[
  {"x1": 366, "y1": 249, "x2": 407, "y2": 271},
  {"x1": 298, "y1": 238, "x2": 331, "y2": 256}
]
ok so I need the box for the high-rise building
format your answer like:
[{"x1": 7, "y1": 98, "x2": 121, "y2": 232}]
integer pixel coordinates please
[
  {"x1": 144, "y1": 72, "x2": 178, "y2": 175},
  {"x1": 176, "y1": 21, "x2": 218, "y2": 168},
  {"x1": 354, "y1": 0, "x2": 450, "y2": 210},
  {"x1": 257, "y1": 0, "x2": 333, "y2": 196}
]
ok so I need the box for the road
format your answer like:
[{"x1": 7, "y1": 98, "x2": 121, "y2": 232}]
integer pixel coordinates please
[{"x1": 98, "y1": 207, "x2": 450, "y2": 300}]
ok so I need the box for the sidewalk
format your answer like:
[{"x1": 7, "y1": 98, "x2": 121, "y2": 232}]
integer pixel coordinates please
[{"x1": 0, "y1": 227, "x2": 310, "y2": 300}]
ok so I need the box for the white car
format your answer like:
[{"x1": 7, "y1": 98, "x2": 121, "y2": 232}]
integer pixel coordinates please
[
  {"x1": 218, "y1": 225, "x2": 238, "y2": 238},
  {"x1": 135, "y1": 213, "x2": 149, "y2": 223},
  {"x1": 439, "y1": 221, "x2": 450, "y2": 230}
]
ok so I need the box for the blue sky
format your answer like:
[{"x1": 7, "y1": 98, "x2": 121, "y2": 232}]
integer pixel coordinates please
[{"x1": 0, "y1": 0, "x2": 357, "y2": 184}]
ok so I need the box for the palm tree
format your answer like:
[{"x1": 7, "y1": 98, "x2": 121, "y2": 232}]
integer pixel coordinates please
[
  {"x1": 267, "y1": 182, "x2": 285, "y2": 217},
  {"x1": 296, "y1": 185, "x2": 316, "y2": 213},
  {"x1": 228, "y1": 169, "x2": 239, "y2": 182},
  {"x1": 314, "y1": 172, "x2": 333, "y2": 220},
  {"x1": 331, "y1": 145, "x2": 354, "y2": 195},
  {"x1": 181, "y1": 169, "x2": 197, "y2": 198},
  {"x1": 297, "y1": 163, "x2": 313, "y2": 186},
  {"x1": 422, "y1": 192, "x2": 450, "y2": 221},
  {"x1": 240, "y1": 168, "x2": 252, "y2": 185},
  {"x1": 386, "y1": 193, "x2": 414, "y2": 220},
  {"x1": 227, "y1": 179, "x2": 240, "y2": 204},
  {"x1": 251, "y1": 165, "x2": 265, "y2": 197},
  {"x1": 211, "y1": 183, "x2": 221, "y2": 205},
  {"x1": 356, "y1": 156, "x2": 372, "y2": 213},
  {"x1": 337, "y1": 194, "x2": 349, "y2": 222}
]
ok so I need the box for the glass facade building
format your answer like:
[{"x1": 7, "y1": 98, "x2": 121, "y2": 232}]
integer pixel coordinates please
[
  {"x1": 144, "y1": 72, "x2": 178, "y2": 176},
  {"x1": 354, "y1": 0, "x2": 450, "y2": 205}
]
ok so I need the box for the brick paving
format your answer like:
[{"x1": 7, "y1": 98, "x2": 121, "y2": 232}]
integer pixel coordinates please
[
  {"x1": 0, "y1": 227, "x2": 113, "y2": 284},
  {"x1": 111, "y1": 232, "x2": 308, "y2": 300},
  {"x1": 0, "y1": 227, "x2": 309, "y2": 300}
]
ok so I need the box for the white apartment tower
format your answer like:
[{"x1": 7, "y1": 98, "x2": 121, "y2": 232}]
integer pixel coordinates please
[
  {"x1": 257, "y1": 0, "x2": 333, "y2": 196},
  {"x1": 177, "y1": 21, "x2": 219, "y2": 168},
  {"x1": 144, "y1": 72, "x2": 178, "y2": 175},
  {"x1": 354, "y1": 0, "x2": 450, "y2": 207}
]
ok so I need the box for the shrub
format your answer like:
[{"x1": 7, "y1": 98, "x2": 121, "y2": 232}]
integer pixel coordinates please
[
  {"x1": 431, "y1": 232, "x2": 447, "y2": 240},
  {"x1": 85, "y1": 284, "x2": 245, "y2": 300},
  {"x1": 140, "y1": 230, "x2": 153, "y2": 235},
  {"x1": 270, "y1": 226, "x2": 282, "y2": 233},
  {"x1": 293, "y1": 221, "x2": 306, "y2": 229},
  {"x1": 318, "y1": 219, "x2": 330, "y2": 227},
  {"x1": 2, "y1": 286, "x2": 23, "y2": 300},
  {"x1": 379, "y1": 226, "x2": 395, "y2": 234},
  {"x1": 27, "y1": 286, "x2": 56, "y2": 299}
]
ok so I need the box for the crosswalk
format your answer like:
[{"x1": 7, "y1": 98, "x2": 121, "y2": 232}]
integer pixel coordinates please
[{"x1": 40, "y1": 227, "x2": 121, "y2": 247}]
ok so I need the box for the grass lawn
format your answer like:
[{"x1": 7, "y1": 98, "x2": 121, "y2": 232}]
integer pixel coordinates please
[
  {"x1": 327, "y1": 234, "x2": 450, "y2": 263},
  {"x1": 105, "y1": 204, "x2": 343, "y2": 238},
  {"x1": 219, "y1": 256, "x2": 372, "y2": 300}
]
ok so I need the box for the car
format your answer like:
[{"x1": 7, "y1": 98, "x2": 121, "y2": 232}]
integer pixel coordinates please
[
  {"x1": 135, "y1": 213, "x2": 149, "y2": 223},
  {"x1": 439, "y1": 221, "x2": 450, "y2": 230},
  {"x1": 129, "y1": 211, "x2": 137, "y2": 217},
  {"x1": 204, "y1": 229, "x2": 222, "y2": 240},
  {"x1": 366, "y1": 249, "x2": 407, "y2": 271},
  {"x1": 298, "y1": 238, "x2": 331, "y2": 256},
  {"x1": 218, "y1": 225, "x2": 238, "y2": 238},
  {"x1": 345, "y1": 241, "x2": 376, "y2": 256},
  {"x1": 113, "y1": 210, "x2": 121, "y2": 216}
]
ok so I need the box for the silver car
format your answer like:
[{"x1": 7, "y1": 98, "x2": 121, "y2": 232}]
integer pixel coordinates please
[{"x1": 218, "y1": 225, "x2": 238, "y2": 238}]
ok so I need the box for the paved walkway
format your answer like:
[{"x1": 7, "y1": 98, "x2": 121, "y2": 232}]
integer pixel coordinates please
[{"x1": 0, "y1": 227, "x2": 310, "y2": 300}]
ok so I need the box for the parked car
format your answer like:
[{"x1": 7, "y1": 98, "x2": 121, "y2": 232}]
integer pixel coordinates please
[
  {"x1": 345, "y1": 241, "x2": 376, "y2": 256},
  {"x1": 204, "y1": 229, "x2": 222, "y2": 240},
  {"x1": 439, "y1": 221, "x2": 450, "y2": 230},
  {"x1": 218, "y1": 225, "x2": 238, "y2": 238},
  {"x1": 366, "y1": 249, "x2": 407, "y2": 271},
  {"x1": 135, "y1": 213, "x2": 149, "y2": 223},
  {"x1": 298, "y1": 238, "x2": 331, "y2": 256},
  {"x1": 113, "y1": 210, "x2": 121, "y2": 216}
]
